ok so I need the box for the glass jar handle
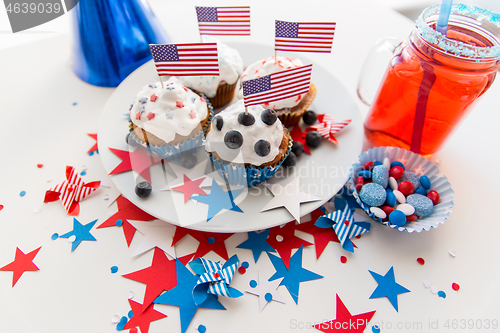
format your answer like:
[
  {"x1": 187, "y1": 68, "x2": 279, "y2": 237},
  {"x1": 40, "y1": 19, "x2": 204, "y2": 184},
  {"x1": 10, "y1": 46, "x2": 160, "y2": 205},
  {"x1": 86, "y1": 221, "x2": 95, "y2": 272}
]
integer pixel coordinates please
[{"x1": 357, "y1": 38, "x2": 402, "y2": 106}]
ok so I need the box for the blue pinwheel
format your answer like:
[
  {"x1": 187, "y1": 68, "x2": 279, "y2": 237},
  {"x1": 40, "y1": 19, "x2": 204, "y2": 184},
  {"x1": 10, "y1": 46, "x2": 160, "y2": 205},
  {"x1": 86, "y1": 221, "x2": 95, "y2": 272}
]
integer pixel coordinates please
[{"x1": 189, "y1": 255, "x2": 244, "y2": 305}]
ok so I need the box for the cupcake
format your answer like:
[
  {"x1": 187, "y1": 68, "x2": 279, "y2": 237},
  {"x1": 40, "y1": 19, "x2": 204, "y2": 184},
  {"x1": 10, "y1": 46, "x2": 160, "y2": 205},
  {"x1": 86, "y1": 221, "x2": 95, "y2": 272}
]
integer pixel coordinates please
[
  {"x1": 129, "y1": 77, "x2": 213, "y2": 158},
  {"x1": 177, "y1": 36, "x2": 243, "y2": 109},
  {"x1": 205, "y1": 100, "x2": 292, "y2": 186},
  {"x1": 238, "y1": 55, "x2": 317, "y2": 127}
]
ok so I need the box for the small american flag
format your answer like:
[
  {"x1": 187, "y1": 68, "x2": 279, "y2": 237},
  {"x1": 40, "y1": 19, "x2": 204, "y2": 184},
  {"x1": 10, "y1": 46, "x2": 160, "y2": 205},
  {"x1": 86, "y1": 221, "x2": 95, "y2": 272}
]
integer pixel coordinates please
[
  {"x1": 275, "y1": 20, "x2": 336, "y2": 53},
  {"x1": 149, "y1": 43, "x2": 219, "y2": 77},
  {"x1": 242, "y1": 64, "x2": 312, "y2": 107},
  {"x1": 196, "y1": 6, "x2": 250, "y2": 36}
]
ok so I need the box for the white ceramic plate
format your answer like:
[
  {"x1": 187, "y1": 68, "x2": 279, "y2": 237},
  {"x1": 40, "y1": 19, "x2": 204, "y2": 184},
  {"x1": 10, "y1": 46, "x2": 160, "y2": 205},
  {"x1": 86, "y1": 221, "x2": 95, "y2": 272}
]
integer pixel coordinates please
[{"x1": 98, "y1": 42, "x2": 363, "y2": 232}]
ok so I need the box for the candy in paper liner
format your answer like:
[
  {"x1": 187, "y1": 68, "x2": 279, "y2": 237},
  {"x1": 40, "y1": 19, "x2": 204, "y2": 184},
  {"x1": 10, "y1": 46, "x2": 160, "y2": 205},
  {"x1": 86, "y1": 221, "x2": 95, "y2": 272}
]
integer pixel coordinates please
[{"x1": 348, "y1": 147, "x2": 454, "y2": 232}]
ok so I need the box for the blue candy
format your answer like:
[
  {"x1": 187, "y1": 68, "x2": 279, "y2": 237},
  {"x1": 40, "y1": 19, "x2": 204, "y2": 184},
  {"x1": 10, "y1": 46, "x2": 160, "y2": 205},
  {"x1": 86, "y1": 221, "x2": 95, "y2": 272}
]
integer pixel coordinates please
[
  {"x1": 374, "y1": 161, "x2": 383, "y2": 166},
  {"x1": 390, "y1": 161, "x2": 405, "y2": 170},
  {"x1": 389, "y1": 210, "x2": 407, "y2": 227},
  {"x1": 372, "y1": 165, "x2": 389, "y2": 188},
  {"x1": 359, "y1": 183, "x2": 387, "y2": 207},
  {"x1": 385, "y1": 188, "x2": 397, "y2": 207},
  {"x1": 407, "y1": 194, "x2": 434, "y2": 217},
  {"x1": 420, "y1": 175, "x2": 431, "y2": 190},
  {"x1": 415, "y1": 188, "x2": 427, "y2": 196},
  {"x1": 357, "y1": 170, "x2": 372, "y2": 180},
  {"x1": 400, "y1": 172, "x2": 420, "y2": 189}
]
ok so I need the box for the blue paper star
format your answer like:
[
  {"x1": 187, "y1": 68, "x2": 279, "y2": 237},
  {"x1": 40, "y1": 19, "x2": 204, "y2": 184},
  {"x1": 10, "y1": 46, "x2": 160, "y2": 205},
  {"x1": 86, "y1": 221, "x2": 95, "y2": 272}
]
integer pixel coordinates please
[
  {"x1": 154, "y1": 260, "x2": 225, "y2": 333},
  {"x1": 191, "y1": 179, "x2": 244, "y2": 221},
  {"x1": 369, "y1": 266, "x2": 410, "y2": 312},
  {"x1": 59, "y1": 218, "x2": 97, "y2": 251},
  {"x1": 236, "y1": 230, "x2": 276, "y2": 263},
  {"x1": 268, "y1": 246, "x2": 323, "y2": 304}
]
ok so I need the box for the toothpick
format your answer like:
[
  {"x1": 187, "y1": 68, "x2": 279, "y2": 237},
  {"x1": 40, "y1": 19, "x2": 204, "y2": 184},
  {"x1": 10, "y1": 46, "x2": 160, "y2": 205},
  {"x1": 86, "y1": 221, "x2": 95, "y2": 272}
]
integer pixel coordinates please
[
  {"x1": 274, "y1": 49, "x2": 277, "y2": 63},
  {"x1": 159, "y1": 76, "x2": 164, "y2": 89},
  {"x1": 245, "y1": 106, "x2": 248, "y2": 115}
]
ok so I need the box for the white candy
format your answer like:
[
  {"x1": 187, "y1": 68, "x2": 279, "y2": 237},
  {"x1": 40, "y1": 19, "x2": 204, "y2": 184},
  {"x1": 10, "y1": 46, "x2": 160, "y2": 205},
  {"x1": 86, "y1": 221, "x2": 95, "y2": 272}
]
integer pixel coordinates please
[
  {"x1": 397, "y1": 203, "x2": 415, "y2": 216},
  {"x1": 423, "y1": 280, "x2": 431, "y2": 288},
  {"x1": 389, "y1": 177, "x2": 398, "y2": 190},
  {"x1": 370, "y1": 207, "x2": 387, "y2": 219},
  {"x1": 383, "y1": 157, "x2": 391, "y2": 170},
  {"x1": 430, "y1": 286, "x2": 439, "y2": 294},
  {"x1": 393, "y1": 190, "x2": 406, "y2": 204}
]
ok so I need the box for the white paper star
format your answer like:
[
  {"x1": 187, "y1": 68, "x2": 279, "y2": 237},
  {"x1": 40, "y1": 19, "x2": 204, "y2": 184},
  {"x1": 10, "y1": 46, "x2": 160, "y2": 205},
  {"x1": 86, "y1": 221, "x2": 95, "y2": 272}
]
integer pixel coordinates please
[
  {"x1": 260, "y1": 176, "x2": 321, "y2": 221},
  {"x1": 160, "y1": 159, "x2": 213, "y2": 191},
  {"x1": 129, "y1": 220, "x2": 176, "y2": 258},
  {"x1": 246, "y1": 271, "x2": 285, "y2": 312}
]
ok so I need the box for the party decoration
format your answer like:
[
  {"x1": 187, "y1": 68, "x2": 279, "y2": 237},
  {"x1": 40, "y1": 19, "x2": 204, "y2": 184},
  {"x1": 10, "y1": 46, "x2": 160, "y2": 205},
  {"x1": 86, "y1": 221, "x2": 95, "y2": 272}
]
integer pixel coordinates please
[
  {"x1": 369, "y1": 266, "x2": 410, "y2": 312},
  {"x1": 191, "y1": 179, "x2": 244, "y2": 222},
  {"x1": 0, "y1": 247, "x2": 41, "y2": 287},
  {"x1": 196, "y1": 6, "x2": 251, "y2": 36},
  {"x1": 267, "y1": 222, "x2": 313, "y2": 269},
  {"x1": 129, "y1": 220, "x2": 176, "y2": 258},
  {"x1": 44, "y1": 166, "x2": 100, "y2": 216},
  {"x1": 305, "y1": 114, "x2": 351, "y2": 144},
  {"x1": 108, "y1": 147, "x2": 162, "y2": 183},
  {"x1": 59, "y1": 218, "x2": 97, "y2": 251},
  {"x1": 261, "y1": 176, "x2": 321, "y2": 221},
  {"x1": 123, "y1": 299, "x2": 167, "y2": 333},
  {"x1": 97, "y1": 196, "x2": 156, "y2": 247},
  {"x1": 189, "y1": 255, "x2": 243, "y2": 305},
  {"x1": 290, "y1": 125, "x2": 311, "y2": 155},
  {"x1": 154, "y1": 260, "x2": 225, "y2": 333},
  {"x1": 268, "y1": 246, "x2": 323, "y2": 304},
  {"x1": 160, "y1": 159, "x2": 213, "y2": 191},
  {"x1": 171, "y1": 175, "x2": 208, "y2": 203},
  {"x1": 87, "y1": 133, "x2": 98, "y2": 154},
  {"x1": 275, "y1": 20, "x2": 336, "y2": 53},
  {"x1": 312, "y1": 294, "x2": 376, "y2": 332},
  {"x1": 172, "y1": 227, "x2": 234, "y2": 260},
  {"x1": 246, "y1": 271, "x2": 285, "y2": 312},
  {"x1": 236, "y1": 230, "x2": 276, "y2": 263}
]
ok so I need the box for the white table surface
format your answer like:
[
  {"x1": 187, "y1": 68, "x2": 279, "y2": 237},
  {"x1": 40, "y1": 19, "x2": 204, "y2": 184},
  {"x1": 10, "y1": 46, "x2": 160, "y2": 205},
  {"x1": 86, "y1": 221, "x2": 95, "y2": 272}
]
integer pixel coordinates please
[{"x1": 1, "y1": 1, "x2": 500, "y2": 333}]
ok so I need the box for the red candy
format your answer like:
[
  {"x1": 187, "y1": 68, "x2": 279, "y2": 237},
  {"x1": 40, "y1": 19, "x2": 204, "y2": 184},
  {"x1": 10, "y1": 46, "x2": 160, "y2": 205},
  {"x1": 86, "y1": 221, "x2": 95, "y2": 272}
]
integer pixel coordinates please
[
  {"x1": 355, "y1": 176, "x2": 364, "y2": 191},
  {"x1": 381, "y1": 206, "x2": 395, "y2": 221},
  {"x1": 427, "y1": 190, "x2": 440, "y2": 205},
  {"x1": 37, "y1": 164, "x2": 43, "y2": 168},
  {"x1": 407, "y1": 214, "x2": 418, "y2": 221},
  {"x1": 340, "y1": 256, "x2": 347, "y2": 264},
  {"x1": 417, "y1": 257, "x2": 425, "y2": 265},
  {"x1": 389, "y1": 166, "x2": 404, "y2": 179},
  {"x1": 362, "y1": 161, "x2": 375, "y2": 171},
  {"x1": 398, "y1": 181, "x2": 415, "y2": 196},
  {"x1": 452, "y1": 282, "x2": 460, "y2": 291},
  {"x1": 238, "y1": 266, "x2": 246, "y2": 274}
]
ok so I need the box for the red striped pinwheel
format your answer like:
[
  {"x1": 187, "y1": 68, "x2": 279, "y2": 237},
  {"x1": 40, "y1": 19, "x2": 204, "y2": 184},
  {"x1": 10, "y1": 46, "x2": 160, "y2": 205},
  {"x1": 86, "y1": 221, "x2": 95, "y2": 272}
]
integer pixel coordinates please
[{"x1": 305, "y1": 114, "x2": 351, "y2": 144}]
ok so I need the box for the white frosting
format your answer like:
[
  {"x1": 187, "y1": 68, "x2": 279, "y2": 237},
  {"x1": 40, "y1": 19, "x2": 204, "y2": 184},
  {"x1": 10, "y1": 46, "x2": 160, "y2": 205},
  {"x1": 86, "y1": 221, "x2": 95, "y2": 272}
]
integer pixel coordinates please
[
  {"x1": 177, "y1": 36, "x2": 243, "y2": 98},
  {"x1": 205, "y1": 100, "x2": 284, "y2": 166},
  {"x1": 130, "y1": 77, "x2": 208, "y2": 143},
  {"x1": 238, "y1": 56, "x2": 305, "y2": 109}
]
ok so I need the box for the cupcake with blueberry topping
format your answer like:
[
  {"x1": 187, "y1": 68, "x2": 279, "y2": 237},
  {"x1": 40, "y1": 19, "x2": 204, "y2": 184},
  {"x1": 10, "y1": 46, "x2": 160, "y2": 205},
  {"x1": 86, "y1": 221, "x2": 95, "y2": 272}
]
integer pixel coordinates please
[
  {"x1": 205, "y1": 100, "x2": 292, "y2": 186},
  {"x1": 129, "y1": 77, "x2": 213, "y2": 158}
]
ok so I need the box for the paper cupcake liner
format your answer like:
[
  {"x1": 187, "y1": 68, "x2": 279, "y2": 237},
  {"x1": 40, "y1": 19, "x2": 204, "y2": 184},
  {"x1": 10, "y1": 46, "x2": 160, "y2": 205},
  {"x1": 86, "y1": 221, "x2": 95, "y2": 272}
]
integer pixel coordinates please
[
  {"x1": 278, "y1": 82, "x2": 317, "y2": 128},
  {"x1": 208, "y1": 130, "x2": 292, "y2": 187},
  {"x1": 208, "y1": 81, "x2": 238, "y2": 109},
  {"x1": 348, "y1": 146, "x2": 454, "y2": 233}
]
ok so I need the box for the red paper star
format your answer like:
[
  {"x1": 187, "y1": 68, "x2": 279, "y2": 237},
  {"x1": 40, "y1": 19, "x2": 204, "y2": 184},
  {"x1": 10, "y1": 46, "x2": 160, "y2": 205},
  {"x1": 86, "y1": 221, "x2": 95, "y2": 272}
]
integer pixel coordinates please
[
  {"x1": 44, "y1": 166, "x2": 100, "y2": 216},
  {"x1": 123, "y1": 299, "x2": 167, "y2": 333},
  {"x1": 108, "y1": 147, "x2": 162, "y2": 183},
  {"x1": 290, "y1": 125, "x2": 311, "y2": 155},
  {"x1": 87, "y1": 133, "x2": 98, "y2": 154},
  {"x1": 267, "y1": 222, "x2": 313, "y2": 269},
  {"x1": 97, "y1": 196, "x2": 156, "y2": 246},
  {"x1": 171, "y1": 175, "x2": 207, "y2": 203},
  {"x1": 122, "y1": 248, "x2": 193, "y2": 312},
  {"x1": 172, "y1": 227, "x2": 234, "y2": 260},
  {"x1": 313, "y1": 294, "x2": 376, "y2": 333},
  {"x1": 0, "y1": 247, "x2": 41, "y2": 287},
  {"x1": 305, "y1": 114, "x2": 351, "y2": 144}
]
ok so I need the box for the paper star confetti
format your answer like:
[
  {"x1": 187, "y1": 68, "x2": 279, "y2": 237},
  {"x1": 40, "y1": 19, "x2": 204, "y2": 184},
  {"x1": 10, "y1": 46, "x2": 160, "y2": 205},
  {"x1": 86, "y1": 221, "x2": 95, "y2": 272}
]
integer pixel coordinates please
[
  {"x1": 305, "y1": 114, "x2": 351, "y2": 144},
  {"x1": 190, "y1": 255, "x2": 243, "y2": 305},
  {"x1": 191, "y1": 179, "x2": 244, "y2": 222},
  {"x1": 312, "y1": 294, "x2": 376, "y2": 333},
  {"x1": 108, "y1": 147, "x2": 162, "y2": 183},
  {"x1": 171, "y1": 175, "x2": 207, "y2": 203},
  {"x1": 236, "y1": 230, "x2": 276, "y2": 263},
  {"x1": 129, "y1": 220, "x2": 176, "y2": 258},
  {"x1": 290, "y1": 125, "x2": 311, "y2": 155},
  {"x1": 97, "y1": 196, "x2": 156, "y2": 247},
  {"x1": 59, "y1": 218, "x2": 97, "y2": 251},
  {"x1": 87, "y1": 133, "x2": 98, "y2": 154},
  {"x1": 261, "y1": 176, "x2": 321, "y2": 222},
  {"x1": 123, "y1": 299, "x2": 167, "y2": 333},
  {"x1": 268, "y1": 246, "x2": 323, "y2": 304},
  {"x1": 172, "y1": 227, "x2": 234, "y2": 260},
  {"x1": 154, "y1": 260, "x2": 225, "y2": 333},
  {"x1": 44, "y1": 166, "x2": 100, "y2": 216},
  {"x1": 369, "y1": 266, "x2": 410, "y2": 312},
  {"x1": 0, "y1": 247, "x2": 41, "y2": 287},
  {"x1": 315, "y1": 199, "x2": 370, "y2": 253},
  {"x1": 160, "y1": 160, "x2": 213, "y2": 190},
  {"x1": 267, "y1": 222, "x2": 313, "y2": 269},
  {"x1": 246, "y1": 270, "x2": 285, "y2": 312}
]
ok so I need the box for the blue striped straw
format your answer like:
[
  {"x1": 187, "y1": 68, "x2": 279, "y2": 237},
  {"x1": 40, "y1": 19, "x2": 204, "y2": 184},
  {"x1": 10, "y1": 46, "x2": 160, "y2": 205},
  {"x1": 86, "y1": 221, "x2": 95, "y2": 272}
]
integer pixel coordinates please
[{"x1": 436, "y1": 0, "x2": 453, "y2": 35}]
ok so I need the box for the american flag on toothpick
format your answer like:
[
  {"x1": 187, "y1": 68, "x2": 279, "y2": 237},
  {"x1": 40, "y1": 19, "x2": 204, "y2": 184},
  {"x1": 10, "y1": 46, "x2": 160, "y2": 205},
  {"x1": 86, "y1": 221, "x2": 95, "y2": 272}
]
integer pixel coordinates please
[
  {"x1": 275, "y1": 20, "x2": 336, "y2": 53},
  {"x1": 149, "y1": 43, "x2": 219, "y2": 76},
  {"x1": 196, "y1": 6, "x2": 250, "y2": 36},
  {"x1": 242, "y1": 64, "x2": 312, "y2": 107}
]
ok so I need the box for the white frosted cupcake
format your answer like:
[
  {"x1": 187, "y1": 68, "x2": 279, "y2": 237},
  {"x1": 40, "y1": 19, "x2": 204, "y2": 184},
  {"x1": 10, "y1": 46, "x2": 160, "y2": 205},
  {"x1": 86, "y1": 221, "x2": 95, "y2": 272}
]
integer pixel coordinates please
[
  {"x1": 129, "y1": 77, "x2": 213, "y2": 158},
  {"x1": 178, "y1": 36, "x2": 243, "y2": 109}
]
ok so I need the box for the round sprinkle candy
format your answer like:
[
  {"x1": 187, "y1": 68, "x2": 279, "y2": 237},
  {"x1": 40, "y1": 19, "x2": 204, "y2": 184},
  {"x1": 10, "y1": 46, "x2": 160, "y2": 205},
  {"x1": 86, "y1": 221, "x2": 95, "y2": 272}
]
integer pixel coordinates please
[
  {"x1": 438, "y1": 291, "x2": 447, "y2": 299},
  {"x1": 420, "y1": 175, "x2": 431, "y2": 189},
  {"x1": 198, "y1": 325, "x2": 207, "y2": 333},
  {"x1": 423, "y1": 280, "x2": 431, "y2": 288},
  {"x1": 372, "y1": 325, "x2": 381, "y2": 333},
  {"x1": 20, "y1": 191, "x2": 26, "y2": 197},
  {"x1": 130, "y1": 328, "x2": 138, "y2": 333},
  {"x1": 393, "y1": 190, "x2": 406, "y2": 204},
  {"x1": 68, "y1": 235, "x2": 76, "y2": 243},
  {"x1": 340, "y1": 256, "x2": 347, "y2": 264},
  {"x1": 370, "y1": 206, "x2": 387, "y2": 219},
  {"x1": 207, "y1": 237, "x2": 215, "y2": 244},
  {"x1": 111, "y1": 266, "x2": 118, "y2": 273},
  {"x1": 115, "y1": 219, "x2": 123, "y2": 227},
  {"x1": 111, "y1": 315, "x2": 120, "y2": 323},
  {"x1": 241, "y1": 261, "x2": 249, "y2": 269},
  {"x1": 249, "y1": 280, "x2": 257, "y2": 288},
  {"x1": 238, "y1": 266, "x2": 246, "y2": 274},
  {"x1": 276, "y1": 235, "x2": 284, "y2": 242},
  {"x1": 417, "y1": 258, "x2": 425, "y2": 265},
  {"x1": 264, "y1": 292, "x2": 273, "y2": 302},
  {"x1": 449, "y1": 249, "x2": 457, "y2": 257},
  {"x1": 372, "y1": 165, "x2": 389, "y2": 188},
  {"x1": 359, "y1": 183, "x2": 386, "y2": 207},
  {"x1": 37, "y1": 164, "x2": 44, "y2": 168},
  {"x1": 388, "y1": 210, "x2": 406, "y2": 227},
  {"x1": 452, "y1": 283, "x2": 460, "y2": 291},
  {"x1": 430, "y1": 286, "x2": 439, "y2": 294},
  {"x1": 407, "y1": 194, "x2": 434, "y2": 217},
  {"x1": 51, "y1": 233, "x2": 59, "y2": 240}
]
